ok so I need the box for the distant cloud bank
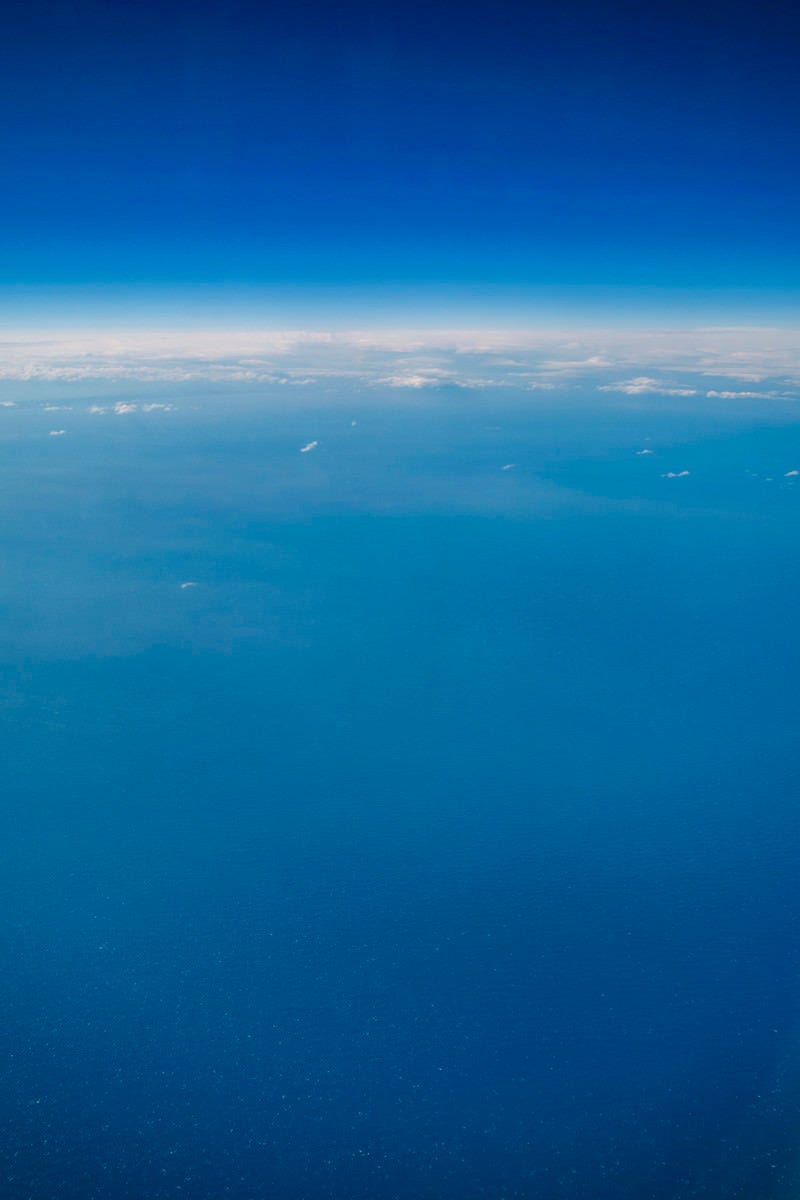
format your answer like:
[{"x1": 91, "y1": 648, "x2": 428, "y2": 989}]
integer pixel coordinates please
[{"x1": 0, "y1": 327, "x2": 797, "y2": 399}]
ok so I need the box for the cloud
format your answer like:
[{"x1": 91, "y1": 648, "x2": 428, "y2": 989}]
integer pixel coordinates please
[
  {"x1": 661, "y1": 470, "x2": 690, "y2": 478},
  {"x1": 0, "y1": 325, "x2": 795, "y2": 398},
  {"x1": 635, "y1": 449, "x2": 654, "y2": 455},
  {"x1": 501, "y1": 463, "x2": 516, "y2": 470},
  {"x1": 0, "y1": 401, "x2": 14, "y2": 407},
  {"x1": 599, "y1": 377, "x2": 697, "y2": 396},
  {"x1": 706, "y1": 389, "x2": 779, "y2": 399},
  {"x1": 701, "y1": 372, "x2": 768, "y2": 382},
  {"x1": 538, "y1": 355, "x2": 615, "y2": 372},
  {"x1": 179, "y1": 581, "x2": 198, "y2": 589},
  {"x1": 377, "y1": 369, "x2": 454, "y2": 388},
  {"x1": 114, "y1": 402, "x2": 137, "y2": 414},
  {"x1": 784, "y1": 470, "x2": 799, "y2": 477},
  {"x1": 48, "y1": 429, "x2": 66, "y2": 436},
  {"x1": 300, "y1": 440, "x2": 318, "y2": 453},
  {"x1": 381, "y1": 375, "x2": 432, "y2": 388}
]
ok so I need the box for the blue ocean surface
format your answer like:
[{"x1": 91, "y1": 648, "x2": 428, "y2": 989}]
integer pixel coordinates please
[{"x1": 1, "y1": 386, "x2": 799, "y2": 1198}]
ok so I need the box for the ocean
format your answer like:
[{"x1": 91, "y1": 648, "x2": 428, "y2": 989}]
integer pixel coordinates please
[{"x1": 1, "y1": 384, "x2": 799, "y2": 1198}]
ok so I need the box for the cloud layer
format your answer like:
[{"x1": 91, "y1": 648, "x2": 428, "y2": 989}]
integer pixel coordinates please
[{"x1": 0, "y1": 326, "x2": 798, "y2": 399}]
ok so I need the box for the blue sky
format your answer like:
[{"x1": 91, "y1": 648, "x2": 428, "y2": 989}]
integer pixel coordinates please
[{"x1": 2, "y1": 0, "x2": 799, "y2": 325}]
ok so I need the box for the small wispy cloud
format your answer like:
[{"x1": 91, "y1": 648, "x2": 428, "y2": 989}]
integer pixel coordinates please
[
  {"x1": 114, "y1": 402, "x2": 137, "y2": 414},
  {"x1": 48, "y1": 429, "x2": 66, "y2": 436},
  {"x1": 784, "y1": 469, "x2": 799, "y2": 477},
  {"x1": 179, "y1": 581, "x2": 198, "y2": 589},
  {"x1": 700, "y1": 371, "x2": 768, "y2": 383},
  {"x1": 539, "y1": 354, "x2": 614, "y2": 373},
  {"x1": 661, "y1": 470, "x2": 690, "y2": 478},
  {"x1": 599, "y1": 377, "x2": 697, "y2": 397},
  {"x1": 378, "y1": 372, "x2": 450, "y2": 388},
  {"x1": 501, "y1": 463, "x2": 517, "y2": 471},
  {"x1": 635, "y1": 449, "x2": 654, "y2": 455},
  {"x1": 300, "y1": 440, "x2": 318, "y2": 453},
  {"x1": 706, "y1": 390, "x2": 778, "y2": 399}
]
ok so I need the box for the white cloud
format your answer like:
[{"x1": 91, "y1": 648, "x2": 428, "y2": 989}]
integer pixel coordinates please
[
  {"x1": 538, "y1": 355, "x2": 615, "y2": 372},
  {"x1": 599, "y1": 377, "x2": 697, "y2": 396},
  {"x1": 179, "y1": 581, "x2": 198, "y2": 589},
  {"x1": 501, "y1": 463, "x2": 517, "y2": 470},
  {"x1": 0, "y1": 401, "x2": 14, "y2": 407},
  {"x1": 701, "y1": 372, "x2": 768, "y2": 382},
  {"x1": 635, "y1": 449, "x2": 654, "y2": 455},
  {"x1": 300, "y1": 440, "x2": 318, "y2": 453},
  {"x1": 661, "y1": 470, "x2": 690, "y2": 478},
  {"x1": 48, "y1": 429, "x2": 66, "y2": 436},
  {"x1": 0, "y1": 324, "x2": 796, "y2": 397},
  {"x1": 784, "y1": 470, "x2": 799, "y2": 477},
  {"x1": 706, "y1": 390, "x2": 778, "y2": 399},
  {"x1": 114, "y1": 402, "x2": 137, "y2": 414},
  {"x1": 378, "y1": 371, "x2": 451, "y2": 388}
]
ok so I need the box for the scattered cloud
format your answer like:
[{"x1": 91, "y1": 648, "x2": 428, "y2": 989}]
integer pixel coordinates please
[
  {"x1": 179, "y1": 581, "x2": 198, "y2": 589},
  {"x1": 784, "y1": 470, "x2": 799, "y2": 477},
  {"x1": 635, "y1": 449, "x2": 654, "y2": 455},
  {"x1": 377, "y1": 369, "x2": 455, "y2": 388},
  {"x1": 705, "y1": 390, "x2": 779, "y2": 399},
  {"x1": 599, "y1": 377, "x2": 697, "y2": 396},
  {"x1": 300, "y1": 440, "x2": 318, "y2": 453},
  {"x1": 48, "y1": 429, "x2": 66, "y2": 436},
  {"x1": 701, "y1": 372, "x2": 768, "y2": 382},
  {"x1": 114, "y1": 402, "x2": 137, "y2": 414},
  {"x1": 501, "y1": 463, "x2": 517, "y2": 470},
  {"x1": 538, "y1": 355, "x2": 614, "y2": 373},
  {"x1": 661, "y1": 470, "x2": 690, "y2": 478}
]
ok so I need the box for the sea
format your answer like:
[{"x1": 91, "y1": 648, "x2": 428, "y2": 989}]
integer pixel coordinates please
[{"x1": 1, "y1": 382, "x2": 799, "y2": 1198}]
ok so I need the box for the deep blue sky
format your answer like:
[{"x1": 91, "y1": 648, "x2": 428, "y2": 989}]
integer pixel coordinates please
[{"x1": 2, "y1": 0, "x2": 799, "y2": 320}]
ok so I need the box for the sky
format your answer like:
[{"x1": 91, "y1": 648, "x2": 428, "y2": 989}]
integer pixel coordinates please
[{"x1": 1, "y1": 0, "x2": 799, "y2": 326}]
